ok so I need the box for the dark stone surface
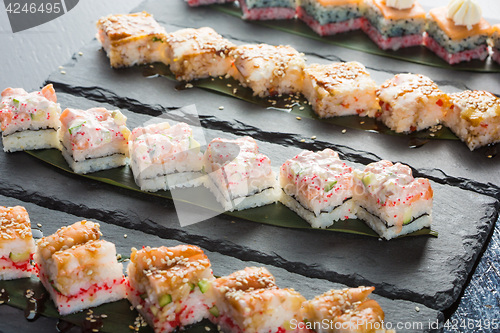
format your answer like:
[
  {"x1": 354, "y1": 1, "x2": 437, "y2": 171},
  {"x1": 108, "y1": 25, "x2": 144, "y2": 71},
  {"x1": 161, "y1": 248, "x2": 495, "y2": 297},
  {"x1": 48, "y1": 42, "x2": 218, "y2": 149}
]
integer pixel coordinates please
[
  {"x1": 0, "y1": 93, "x2": 498, "y2": 312},
  {"x1": 0, "y1": 195, "x2": 443, "y2": 333}
]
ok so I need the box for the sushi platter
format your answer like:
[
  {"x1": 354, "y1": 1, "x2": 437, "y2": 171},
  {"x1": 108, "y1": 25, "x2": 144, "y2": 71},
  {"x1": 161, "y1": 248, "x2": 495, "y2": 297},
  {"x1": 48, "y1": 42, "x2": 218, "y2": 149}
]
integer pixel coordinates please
[{"x1": 1, "y1": 0, "x2": 500, "y2": 332}]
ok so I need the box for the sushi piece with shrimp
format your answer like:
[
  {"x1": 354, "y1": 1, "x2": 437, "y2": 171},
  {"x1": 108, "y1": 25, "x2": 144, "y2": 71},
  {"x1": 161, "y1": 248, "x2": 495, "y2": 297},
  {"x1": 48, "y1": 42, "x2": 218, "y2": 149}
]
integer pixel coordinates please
[
  {"x1": 129, "y1": 122, "x2": 204, "y2": 192},
  {"x1": 126, "y1": 245, "x2": 215, "y2": 333},
  {"x1": 34, "y1": 220, "x2": 127, "y2": 315},
  {"x1": 208, "y1": 267, "x2": 306, "y2": 333},
  {"x1": 96, "y1": 12, "x2": 168, "y2": 68},
  {"x1": 0, "y1": 206, "x2": 36, "y2": 280},
  {"x1": 279, "y1": 149, "x2": 356, "y2": 229},
  {"x1": 353, "y1": 160, "x2": 433, "y2": 240},
  {"x1": 59, "y1": 107, "x2": 131, "y2": 174},
  {"x1": 230, "y1": 44, "x2": 306, "y2": 97},
  {"x1": 0, "y1": 84, "x2": 61, "y2": 152},
  {"x1": 203, "y1": 136, "x2": 281, "y2": 212},
  {"x1": 300, "y1": 286, "x2": 386, "y2": 333}
]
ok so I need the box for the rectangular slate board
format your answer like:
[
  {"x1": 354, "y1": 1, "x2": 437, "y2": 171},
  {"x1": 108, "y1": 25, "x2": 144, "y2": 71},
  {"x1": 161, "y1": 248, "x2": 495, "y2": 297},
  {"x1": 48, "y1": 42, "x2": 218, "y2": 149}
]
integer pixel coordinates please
[{"x1": 1, "y1": 0, "x2": 499, "y2": 331}]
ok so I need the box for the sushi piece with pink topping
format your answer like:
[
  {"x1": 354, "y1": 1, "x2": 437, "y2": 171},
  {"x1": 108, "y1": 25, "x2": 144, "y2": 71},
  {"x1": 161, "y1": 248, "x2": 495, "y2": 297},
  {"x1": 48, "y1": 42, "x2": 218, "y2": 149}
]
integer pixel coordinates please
[
  {"x1": 0, "y1": 206, "x2": 35, "y2": 280},
  {"x1": 208, "y1": 267, "x2": 306, "y2": 333},
  {"x1": 96, "y1": 12, "x2": 168, "y2": 68},
  {"x1": 203, "y1": 136, "x2": 281, "y2": 212},
  {"x1": 230, "y1": 44, "x2": 306, "y2": 97},
  {"x1": 34, "y1": 220, "x2": 127, "y2": 315},
  {"x1": 238, "y1": 0, "x2": 297, "y2": 21},
  {"x1": 353, "y1": 160, "x2": 433, "y2": 240},
  {"x1": 0, "y1": 84, "x2": 61, "y2": 152},
  {"x1": 186, "y1": 0, "x2": 235, "y2": 6},
  {"x1": 129, "y1": 122, "x2": 204, "y2": 192},
  {"x1": 297, "y1": 0, "x2": 364, "y2": 36},
  {"x1": 163, "y1": 27, "x2": 236, "y2": 81},
  {"x1": 302, "y1": 62, "x2": 380, "y2": 118},
  {"x1": 59, "y1": 107, "x2": 131, "y2": 174},
  {"x1": 300, "y1": 286, "x2": 388, "y2": 333},
  {"x1": 423, "y1": 2, "x2": 491, "y2": 65},
  {"x1": 376, "y1": 73, "x2": 449, "y2": 133},
  {"x1": 445, "y1": 90, "x2": 500, "y2": 151},
  {"x1": 127, "y1": 245, "x2": 215, "y2": 333},
  {"x1": 279, "y1": 149, "x2": 356, "y2": 229},
  {"x1": 361, "y1": 0, "x2": 426, "y2": 51}
]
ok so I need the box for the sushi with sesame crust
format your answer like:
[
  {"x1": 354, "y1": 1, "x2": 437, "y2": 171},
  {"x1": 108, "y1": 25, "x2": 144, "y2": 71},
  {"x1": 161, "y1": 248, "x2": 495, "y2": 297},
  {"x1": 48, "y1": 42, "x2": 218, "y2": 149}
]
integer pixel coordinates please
[
  {"x1": 353, "y1": 160, "x2": 433, "y2": 240},
  {"x1": 279, "y1": 149, "x2": 356, "y2": 229},
  {"x1": 208, "y1": 267, "x2": 306, "y2": 333},
  {"x1": 297, "y1": 0, "x2": 365, "y2": 36},
  {"x1": 0, "y1": 206, "x2": 35, "y2": 280},
  {"x1": 302, "y1": 62, "x2": 380, "y2": 118},
  {"x1": 361, "y1": 0, "x2": 426, "y2": 51},
  {"x1": 445, "y1": 90, "x2": 500, "y2": 151},
  {"x1": 300, "y1": 286, "x2": 386, "y2": 333},
  {"x1": 230, "y1": 44, "x2": 306, "y2": 97},
  {"x1": 376, "y1": 73, "x2": 449, "y2": 133},
  {"x1": 163, "y1": 27, "x2": 236, "y2": 81},
  {"x1": 96, "y1": 12, "x2": 168, "y2": 68},
  {"x1": 127, "y1": 245, "x2": 215, "y2": 333},
  {"x1": 34, "y1": 220, "x2": 127, "y2": 315},
  {"x1": 0, "y1": 84, "x2": 61, "y2": 153}
]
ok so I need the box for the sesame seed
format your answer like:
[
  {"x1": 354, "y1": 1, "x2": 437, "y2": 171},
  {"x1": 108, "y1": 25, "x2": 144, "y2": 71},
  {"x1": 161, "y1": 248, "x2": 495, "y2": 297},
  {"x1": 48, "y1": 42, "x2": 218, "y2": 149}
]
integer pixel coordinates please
[
  {"x1": 78, "y1": 52, "x2": 83, "y2": 56},
  {"x1": 296, "y1": 117, "x2": 301, "y2": 120},
  {"x1": 124, "y1": 234, "x2": 127, "y2": 238},
  {"x1": 415, "y1": 306, "x2": 420, "y2": 312},
  {"x1": 58, "y1": 66, "x2": 64, "y2": 69},
  {"x1": 37, "y1": 223, "x2": 42, "y2": 228},
  {"x1": 341, "y1": 129, "x2": 347, "y2": 134},
  {"x1": 185, "y1": 83, "x2": 193, "y2": 89},
  {"x1": 60, "y1": 71, "x2": 66, "y2": 75},
  {"x1": 311, "y1": 136, "x2": 317, "y2": 140},
  {"x1": 300, "y1": 139, "x2": 305, "y2": 142},
  {"x1": 219, "y1": 106, "x2": 224, "y2": 110}
]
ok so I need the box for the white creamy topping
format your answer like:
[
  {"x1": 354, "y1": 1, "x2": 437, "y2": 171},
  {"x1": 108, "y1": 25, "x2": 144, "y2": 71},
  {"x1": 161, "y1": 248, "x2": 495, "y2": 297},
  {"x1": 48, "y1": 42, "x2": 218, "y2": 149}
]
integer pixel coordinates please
[
  {"x1": 385, "y1": 0, "x2": 415, "y2": 10},
  {"x1": 447, "y1": 0, "x2": 482, "y2": 30}
]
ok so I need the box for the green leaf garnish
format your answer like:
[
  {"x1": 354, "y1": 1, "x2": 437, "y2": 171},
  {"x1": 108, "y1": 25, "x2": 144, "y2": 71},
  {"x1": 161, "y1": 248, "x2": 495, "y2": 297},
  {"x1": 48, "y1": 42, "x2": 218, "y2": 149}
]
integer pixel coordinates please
[{"x1": 324, "y1": 180, "x2": 337, "y2": 192}]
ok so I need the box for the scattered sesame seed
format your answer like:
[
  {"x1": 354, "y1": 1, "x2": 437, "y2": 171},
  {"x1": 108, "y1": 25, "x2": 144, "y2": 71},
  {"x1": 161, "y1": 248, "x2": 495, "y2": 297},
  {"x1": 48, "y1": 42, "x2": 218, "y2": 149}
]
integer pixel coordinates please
[
  {"x1": 415, "y1": 306, "x2": 420, "y2": 312},
  {"x1": 36, "y1": 223, "x2": 42, "y2": 228},
  {"x1": 299, "y1": 106, "x2": 305, "y2": 110},
  {"x1": 58, "y1": 66, "x2": 64, "y2": 69},
  {"x1": 300, "y1": 139, "x2": 305, "y2": 142},
  {"x1": 185, "y1": 83, "x2": 193, "y2": 89},
  {"x1": 124, "y1": 234, "x2": 127, "y2": 238},
  {"x1": 78, "y1": 52, "x2": 83, "y2": 56},
  {"x1": 219, "y1": 106, "x2": 224, "y2": 110},
  {"x1": 360, "y1": 121, "x2": 365, "y2": 125},
  {"x1": 60, "y1": 71, "x2": 66, "y2": 75},
  {"x1": 311, "y1": 136, "x2": 317, "y2": 140},
  {"x1": 296, "y1": 117, "x2": 301, "y2": 120},
  {"x1": 341, "y1": 129, "x2": 347, "y2": 134}
]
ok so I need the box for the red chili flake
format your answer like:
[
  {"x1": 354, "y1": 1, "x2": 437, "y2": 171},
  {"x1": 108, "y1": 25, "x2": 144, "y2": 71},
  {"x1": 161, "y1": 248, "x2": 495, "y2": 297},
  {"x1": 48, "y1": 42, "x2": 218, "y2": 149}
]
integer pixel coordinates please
[{"x1": 436, "y1": 99, "x2": 443, "y2": 107}]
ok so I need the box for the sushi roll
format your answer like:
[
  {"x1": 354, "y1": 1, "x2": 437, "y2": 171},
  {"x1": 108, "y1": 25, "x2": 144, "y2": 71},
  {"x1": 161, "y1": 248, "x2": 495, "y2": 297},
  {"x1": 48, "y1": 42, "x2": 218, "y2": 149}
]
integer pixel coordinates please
[
  {"x1": 203, "y1": 136, "x2": 281, "y2": 211},
  {"x1": 0, "y1": 206, "x2": 35, "y2": 280},
  {"x1": 424, "y1": 0, "x2": 491, "y2": 65},
  {"x1": 238, "y1": 0, "x2": 297, "y2": 20},
  {"x1": 353, "y1": 160, "x2": 433, "y2": 240},
  {"x1": 186, "y1": 0, "x2": 235, "y2": 6},
  {"x1": 445, "y1": 90, "x2": 500, "y2": 151},
  {"x1": 163, "y1": 27, "x2": 236, "y2": 81},
  {"x1": 96, "y1": 12, "x2": 168, "y2": 68},
  {"x1": 129, "y1": 122, "x2": 204, "y2": 192},
  {"x1": 300, "y1": 286, "x2": 386, "y2": 333},
  {"x1": 361, "y1": 0, "x2": 426, "y2": 51},
  {"x1": 376, "y1": 73, "x2": 449, "y2": 133},
  {"x1": 127, "y1": 245, "x2": 215, "y2": 333},
  {"x1": 279, "y1": 149, "x2": 356, "y2": 229},
  {"x1": 302, "y1": 62, "x2": 380, "y2": 118},
  {"x1": 296, "y1": 0, "x2": 364, "y2": 36},
  {"x1": 0, "y1": 84, "x2": 61, "y2": 152},
  {"x1": 489, "y1": 24, "x2": 500, "y2": 64},
  {"x1": 230, "y1": 44, "x2": 306, "y2": 97},
  {"x1": 34, "y1": 220, "x2": 127, "y2": 315},
  {"x1": 59, "y1": 107, "x2": 131, "y2": 174},
  {"x1": 208, "y1": 267, "x2": 306, "y2": 333}
]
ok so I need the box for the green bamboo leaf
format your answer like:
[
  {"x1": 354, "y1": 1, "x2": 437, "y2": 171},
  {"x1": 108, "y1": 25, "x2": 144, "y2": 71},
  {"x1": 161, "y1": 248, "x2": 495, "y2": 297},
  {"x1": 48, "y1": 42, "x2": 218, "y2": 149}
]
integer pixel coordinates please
[
  {"x1": 25, "y1": 149, "x2": 437, "y2": 239},
  {"x1": 211, "y1": 3, "x2": 500, "y2": 73}
]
